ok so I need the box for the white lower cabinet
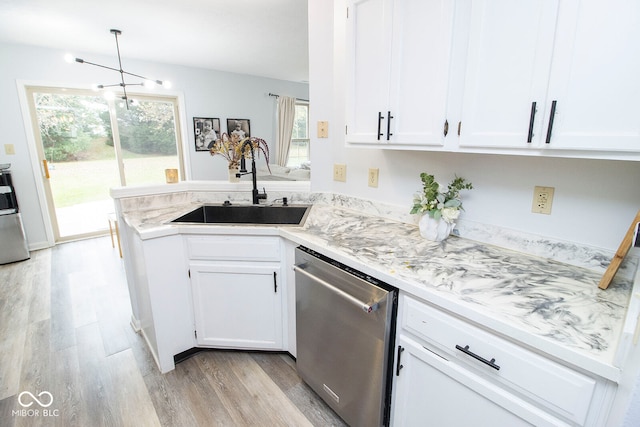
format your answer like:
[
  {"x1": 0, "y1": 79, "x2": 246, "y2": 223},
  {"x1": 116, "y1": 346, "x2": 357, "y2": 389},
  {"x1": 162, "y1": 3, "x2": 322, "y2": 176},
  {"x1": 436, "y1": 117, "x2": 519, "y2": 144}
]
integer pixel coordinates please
[
  {"x1": 187, "y1": 235, "x2": 284, "y2": 350},
  {"x1": 190, "y1": 262, "x2": 282, "y2": 349},
  {"x1": 392, "y1": 335, "x2": 561, "y2": 427},
  {"x1": 391, "y1": 294, "x2": 613, "y2": 426},
  {"x1": 126, "y1": 233, "x2": 195, "y2": 374}
]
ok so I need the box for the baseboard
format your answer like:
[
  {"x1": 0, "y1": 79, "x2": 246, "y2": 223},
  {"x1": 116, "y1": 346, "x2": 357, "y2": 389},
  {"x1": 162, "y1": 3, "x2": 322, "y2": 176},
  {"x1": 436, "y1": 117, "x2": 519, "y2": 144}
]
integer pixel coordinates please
[
  {"x1": 129, "y1": 315, "x2": 141, "y2": 332},
  {"x1": 139, "y1": 328, "x2": 161, "y2": 372},
  {"x1": 29, "y1": 240, "x2": 52, "y2": 251}
]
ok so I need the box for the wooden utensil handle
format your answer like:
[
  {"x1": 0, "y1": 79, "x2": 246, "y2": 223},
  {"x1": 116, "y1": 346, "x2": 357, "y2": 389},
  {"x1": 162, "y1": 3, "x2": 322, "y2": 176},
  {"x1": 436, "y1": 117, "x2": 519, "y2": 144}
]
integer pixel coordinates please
[{"x1": 599, "y1": 210, "x2": 640, "y2": 290}]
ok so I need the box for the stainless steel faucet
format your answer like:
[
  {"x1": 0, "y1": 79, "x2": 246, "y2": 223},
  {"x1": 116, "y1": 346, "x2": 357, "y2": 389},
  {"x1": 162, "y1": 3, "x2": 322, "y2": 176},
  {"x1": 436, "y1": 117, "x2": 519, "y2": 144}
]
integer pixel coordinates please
[{"x1": 236, "y1": 140, "x2": 267, "y2": 204}]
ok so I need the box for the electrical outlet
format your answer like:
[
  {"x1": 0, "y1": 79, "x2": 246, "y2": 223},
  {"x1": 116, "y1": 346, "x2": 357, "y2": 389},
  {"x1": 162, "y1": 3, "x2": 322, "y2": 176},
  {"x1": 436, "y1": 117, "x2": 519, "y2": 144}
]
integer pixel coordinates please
[
  {"x1": 333, "y1": 164, "x2": 347, "y2": 182},
  {"x1": 532, "y1": 186, "x2": 554, "y2": 214},
  {"x1": 368, "y1": 168, "x2": 379, "y2": 187},
  {"x1": 4, "y1": 144, "x2": 15, "y2": 155}
]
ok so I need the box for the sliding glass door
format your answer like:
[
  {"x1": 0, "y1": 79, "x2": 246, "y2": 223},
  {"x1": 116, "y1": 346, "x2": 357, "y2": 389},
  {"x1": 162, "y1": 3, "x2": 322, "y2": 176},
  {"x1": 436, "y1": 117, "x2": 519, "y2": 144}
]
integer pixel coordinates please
[{"x1": 27, "y1": 87, "x2": 183, "y2": 241}]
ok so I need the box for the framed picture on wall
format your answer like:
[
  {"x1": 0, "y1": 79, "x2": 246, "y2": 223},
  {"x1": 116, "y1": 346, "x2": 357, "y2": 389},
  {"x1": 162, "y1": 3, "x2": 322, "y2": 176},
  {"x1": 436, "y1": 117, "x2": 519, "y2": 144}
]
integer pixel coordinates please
[
  {"x1": 226, "y1": 119, "x2": 251, "y2": 141},
  {"x1": 194, "y1": 117, "x2": 220, "y2": 151}
]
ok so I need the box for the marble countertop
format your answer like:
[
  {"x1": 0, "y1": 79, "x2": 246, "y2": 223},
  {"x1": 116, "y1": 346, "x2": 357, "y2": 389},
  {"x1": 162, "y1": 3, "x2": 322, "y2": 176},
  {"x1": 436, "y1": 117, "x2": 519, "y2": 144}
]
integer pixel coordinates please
[
  {"x1": 116, "y1": 192, "x2": 637, "y2": 381},
  {"x1": 281, "y1": 204, "x2": 636, "y2": 381}
]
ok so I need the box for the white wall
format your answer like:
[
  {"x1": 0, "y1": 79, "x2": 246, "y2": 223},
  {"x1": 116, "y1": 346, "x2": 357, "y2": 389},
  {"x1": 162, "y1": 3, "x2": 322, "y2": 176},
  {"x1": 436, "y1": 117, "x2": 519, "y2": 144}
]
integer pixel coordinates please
[
  {"x1": 0, "y1": 42, "x2": 308, "y2": 249},
  {"x1": 308, "y1": 0, "x2": 640, "y2": 253}
]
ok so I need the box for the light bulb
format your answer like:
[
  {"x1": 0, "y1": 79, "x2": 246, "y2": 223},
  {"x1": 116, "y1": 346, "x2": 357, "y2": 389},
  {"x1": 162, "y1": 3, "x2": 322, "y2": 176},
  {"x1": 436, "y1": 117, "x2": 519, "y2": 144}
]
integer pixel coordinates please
[
  {"x1": 143, "y1": 79, "x2": 156, "y2": 89},
  {"x1": 162, "y1": 80, "x2": 172, "y2": 89},
  {"x1": 64, "y1": 53, "x2": 74, "y2": 63}
]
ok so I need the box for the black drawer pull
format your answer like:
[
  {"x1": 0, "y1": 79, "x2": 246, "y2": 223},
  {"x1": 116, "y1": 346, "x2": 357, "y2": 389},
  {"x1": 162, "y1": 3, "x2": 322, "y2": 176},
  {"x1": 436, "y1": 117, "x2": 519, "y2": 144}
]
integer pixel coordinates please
[
  {"x1": 377, "y1": 112, "x2": 384, "y2": 140},
  {"x1": 545, "y1": 100, "x2": 557, "y2": 144},
  {"x1": 386, "y1": 111, "x2": 394, "y2": 140},
  {"x1": 396, "y1": 345, "x2": 405, "y2": 376},
  {"x1": 455, "y1": 344, "x2": 500, "y2": 370},
  {"x1": 527, "y1": 101, "x2": 537, "y2": 143}
]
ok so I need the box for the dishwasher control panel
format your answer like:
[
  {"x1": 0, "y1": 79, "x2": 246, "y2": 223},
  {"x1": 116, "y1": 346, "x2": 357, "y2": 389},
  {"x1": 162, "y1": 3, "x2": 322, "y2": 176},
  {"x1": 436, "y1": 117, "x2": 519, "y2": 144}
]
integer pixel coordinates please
[{"x1": 297, "y1": 245, "x2": 393, "y2": 290}]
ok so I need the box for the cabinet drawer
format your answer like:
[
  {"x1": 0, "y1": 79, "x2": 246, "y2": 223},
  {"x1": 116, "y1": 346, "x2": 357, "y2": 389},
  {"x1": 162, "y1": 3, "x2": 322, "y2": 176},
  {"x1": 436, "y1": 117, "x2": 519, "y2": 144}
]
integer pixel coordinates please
[
  {"x1": 401, "y1": 296, "x2": 596, "y2": 425},
  {"x1": 187, "y1": 236, "x2": 280, "y2": 261}
]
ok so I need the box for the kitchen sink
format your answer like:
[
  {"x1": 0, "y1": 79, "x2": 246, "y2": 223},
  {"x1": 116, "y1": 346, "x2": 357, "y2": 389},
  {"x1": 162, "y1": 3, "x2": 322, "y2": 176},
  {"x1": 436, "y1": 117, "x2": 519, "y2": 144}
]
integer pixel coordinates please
[{"x1": 170, "y1": 204, "x2": 310, "y2": 226}]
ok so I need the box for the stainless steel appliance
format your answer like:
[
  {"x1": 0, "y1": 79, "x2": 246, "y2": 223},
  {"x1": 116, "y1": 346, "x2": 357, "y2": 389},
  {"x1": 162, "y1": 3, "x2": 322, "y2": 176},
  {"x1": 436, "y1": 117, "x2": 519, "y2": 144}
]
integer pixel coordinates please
[
  {"x1": 0, "y1": 165, "x2": 30, "y2": 265},
  {"x1": 294, "y1": 246, "x2": 397, "y2": 427}
]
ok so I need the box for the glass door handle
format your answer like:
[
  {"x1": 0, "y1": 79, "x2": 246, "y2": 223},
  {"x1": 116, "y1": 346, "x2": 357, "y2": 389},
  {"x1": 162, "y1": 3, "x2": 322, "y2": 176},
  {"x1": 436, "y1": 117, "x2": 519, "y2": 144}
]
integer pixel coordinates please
[{"x1": 43, "y1": 159, "x2": 50, "y2": 179}]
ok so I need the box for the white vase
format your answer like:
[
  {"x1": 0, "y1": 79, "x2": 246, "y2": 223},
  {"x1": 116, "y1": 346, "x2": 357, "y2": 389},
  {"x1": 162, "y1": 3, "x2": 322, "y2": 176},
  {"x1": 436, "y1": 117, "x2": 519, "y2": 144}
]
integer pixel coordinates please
[
  {"x1": 419, "y1": 215, "x2": 454, "y2": 242},
  {"x1": 228, "y1": 166, "x2": 240, "y2": 182}
]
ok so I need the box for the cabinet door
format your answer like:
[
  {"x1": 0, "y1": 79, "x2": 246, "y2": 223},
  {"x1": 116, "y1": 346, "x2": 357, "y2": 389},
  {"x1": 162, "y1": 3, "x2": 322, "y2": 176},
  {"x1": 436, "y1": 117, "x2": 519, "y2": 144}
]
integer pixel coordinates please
[
  {"x1": 544, "y1": 0, "x2": 640, "y2": 151},
  {"x1": 346, "y1": 0, "x2": 393, "y2": 144},
  {"x1": 391, "y1": 336, "x2": 567, "y2": 427},
  {"x1": 346, "y1": 0, "x2": 454, "y2": 146},
  {"x1": 387, "y1": 0, "x2": 454, "y2": 146},
  {"x1": 458, "y1": 0, "x2": 559, "y2": 148},
  {"x1": 190, "y1": 262, "x2": 282, "y2": 349}
]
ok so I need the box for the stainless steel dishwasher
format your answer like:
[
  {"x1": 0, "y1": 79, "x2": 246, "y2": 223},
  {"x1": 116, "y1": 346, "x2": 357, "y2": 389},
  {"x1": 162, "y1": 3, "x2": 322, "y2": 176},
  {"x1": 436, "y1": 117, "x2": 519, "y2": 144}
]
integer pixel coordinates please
[{"x1": 294, "y1": 246, "x2": 398, "y2": 427}]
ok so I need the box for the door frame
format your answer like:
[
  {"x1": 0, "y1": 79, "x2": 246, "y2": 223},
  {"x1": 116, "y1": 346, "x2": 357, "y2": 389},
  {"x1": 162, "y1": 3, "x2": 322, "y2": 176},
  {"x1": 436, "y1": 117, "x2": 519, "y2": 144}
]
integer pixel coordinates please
[{"x1": 16, "y1": 80, "x2": 191, "y2": 246}]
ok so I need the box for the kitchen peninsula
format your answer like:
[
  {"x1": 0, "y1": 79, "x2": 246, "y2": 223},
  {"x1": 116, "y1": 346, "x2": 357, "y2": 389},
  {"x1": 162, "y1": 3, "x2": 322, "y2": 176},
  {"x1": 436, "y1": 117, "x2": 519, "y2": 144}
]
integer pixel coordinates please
[{"x1": 112, "y1": 182, "x2": 640, "y2": 426}]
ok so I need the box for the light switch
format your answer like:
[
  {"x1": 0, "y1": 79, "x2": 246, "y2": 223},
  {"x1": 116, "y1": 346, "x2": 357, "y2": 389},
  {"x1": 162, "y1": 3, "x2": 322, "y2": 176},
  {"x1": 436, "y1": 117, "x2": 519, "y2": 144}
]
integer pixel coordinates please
[
  {"x1": 368, "y1": 168, "x2": 379, "y2": 188},
  {"x1": 4, "y1": 144, "x2": 15, "y2": 155},
  {"x1": 333, "y1": 164, "x2": 346, "y2": 182},
  {"x1": 317, "y1": 121, "x2": 328, "y2": 138}
]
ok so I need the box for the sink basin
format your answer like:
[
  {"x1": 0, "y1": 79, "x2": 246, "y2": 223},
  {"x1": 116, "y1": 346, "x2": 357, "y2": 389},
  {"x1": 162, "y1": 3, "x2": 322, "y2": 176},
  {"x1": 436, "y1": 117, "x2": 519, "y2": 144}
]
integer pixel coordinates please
[{"x1": 171, "y1": 204, "x2": 310, "y2": 226}]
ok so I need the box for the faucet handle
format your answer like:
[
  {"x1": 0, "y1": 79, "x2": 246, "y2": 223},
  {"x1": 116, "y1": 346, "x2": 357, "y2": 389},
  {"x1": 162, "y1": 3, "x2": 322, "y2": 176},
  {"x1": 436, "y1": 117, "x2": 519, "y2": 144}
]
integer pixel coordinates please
[{"x1": 258, "y1": 187, "x2": 267, "y2": 200}]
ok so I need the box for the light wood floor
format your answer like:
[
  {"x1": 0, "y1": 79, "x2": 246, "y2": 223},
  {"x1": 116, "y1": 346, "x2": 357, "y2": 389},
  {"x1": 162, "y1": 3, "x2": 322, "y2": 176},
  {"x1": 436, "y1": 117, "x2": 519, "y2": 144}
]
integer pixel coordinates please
[{"x1": 0, "y1": 237, "x2": 347, "y2": 427}]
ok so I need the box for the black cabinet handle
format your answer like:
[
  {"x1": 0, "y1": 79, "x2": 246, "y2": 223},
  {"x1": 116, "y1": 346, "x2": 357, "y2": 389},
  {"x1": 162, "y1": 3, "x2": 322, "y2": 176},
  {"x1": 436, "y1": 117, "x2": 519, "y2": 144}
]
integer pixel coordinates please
[
  {"x1": 396, "y1": 345, "x2": 405, "y2": 376},
  {"x1": 455, "y1": 344, "x2": 500, "y2": 370},
  {"x1": 545, "y1": 100, "x2": 557, "y2": 144},
  {"x1": 444, "y1": 120, "x2": 449, "y2": 137},
  {"x1": 527, "y1": 101, "x2": 537, "y2": 143},
  {"x1": 386, "y1": 111, "x2": 394, "y2": 140},
  {"x1": 377, "y1": 112, "x2": 384, "y2": 140},
  {"x1": 273, "y1": 271, "x2": 277, "y2": 293}
]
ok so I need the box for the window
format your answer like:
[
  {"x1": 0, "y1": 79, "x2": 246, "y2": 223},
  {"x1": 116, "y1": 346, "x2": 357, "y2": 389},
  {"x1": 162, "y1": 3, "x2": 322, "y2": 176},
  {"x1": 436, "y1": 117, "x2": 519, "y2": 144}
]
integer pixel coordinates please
[{"x1": 287, "y1": 103, "x2": 309, "y2": 167}]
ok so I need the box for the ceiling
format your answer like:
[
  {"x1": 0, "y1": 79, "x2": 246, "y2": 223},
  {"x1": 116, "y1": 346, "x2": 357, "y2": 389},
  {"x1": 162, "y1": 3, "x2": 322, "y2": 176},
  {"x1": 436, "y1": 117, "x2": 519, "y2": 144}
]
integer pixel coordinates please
[{"x1": 0, "y1": 0, "x2": 309, "y2": 83}]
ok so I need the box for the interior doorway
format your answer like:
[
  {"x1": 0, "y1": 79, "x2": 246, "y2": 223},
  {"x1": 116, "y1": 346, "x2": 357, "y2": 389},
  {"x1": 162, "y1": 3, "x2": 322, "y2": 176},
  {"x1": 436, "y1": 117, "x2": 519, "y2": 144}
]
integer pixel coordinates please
[{"x1": 26, "y1": 87, "x2": 184, "y2": 242}]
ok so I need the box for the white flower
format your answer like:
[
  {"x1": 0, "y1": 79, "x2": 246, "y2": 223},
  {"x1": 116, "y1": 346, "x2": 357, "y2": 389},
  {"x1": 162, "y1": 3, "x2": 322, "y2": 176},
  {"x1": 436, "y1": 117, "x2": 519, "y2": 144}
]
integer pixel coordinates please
[{"x1": 441, "y1": 207, "x2": 460, "y2": 224}]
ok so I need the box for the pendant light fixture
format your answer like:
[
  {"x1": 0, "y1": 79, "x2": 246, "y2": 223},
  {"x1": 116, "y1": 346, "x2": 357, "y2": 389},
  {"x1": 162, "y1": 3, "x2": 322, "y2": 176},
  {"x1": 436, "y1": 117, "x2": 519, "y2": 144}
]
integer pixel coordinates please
[{"x1": 65, "y1": 29, "x2": 171, "y2": 109}]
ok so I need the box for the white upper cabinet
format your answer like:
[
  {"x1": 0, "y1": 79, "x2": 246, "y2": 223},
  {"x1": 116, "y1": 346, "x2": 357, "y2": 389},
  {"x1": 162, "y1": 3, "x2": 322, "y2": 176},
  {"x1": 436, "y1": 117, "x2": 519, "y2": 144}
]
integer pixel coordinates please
[
  {"x1": 346, "y1": 0, "x2": 454, "y2": 146},
  {"x1": 543, "y1": 0, "x2": 640, "y2": 152},
  {"x1": 457, "y1": 0, "x2": 559, "y2": 149},
  {"x1": 345, "y1": 0, "x2": 390, "y2": 144},
  {"x1": 344, "y1": 0, "x2": 640, "y2": 158},
  {"x1": 457, "y1": 0, "x2": 640, "y2": 154}
]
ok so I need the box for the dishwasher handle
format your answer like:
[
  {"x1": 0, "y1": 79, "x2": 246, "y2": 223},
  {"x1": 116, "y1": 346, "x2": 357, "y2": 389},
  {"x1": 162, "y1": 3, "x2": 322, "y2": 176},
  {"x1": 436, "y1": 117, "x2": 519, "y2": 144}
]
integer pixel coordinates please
[{"x1": 294, "y1": 265, "x2": 379, "y2": 313}]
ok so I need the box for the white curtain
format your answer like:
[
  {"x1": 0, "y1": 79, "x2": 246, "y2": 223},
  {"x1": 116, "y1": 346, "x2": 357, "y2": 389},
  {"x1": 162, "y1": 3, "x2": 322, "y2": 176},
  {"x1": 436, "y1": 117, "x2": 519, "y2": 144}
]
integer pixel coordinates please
[{"x1": 276, "y1": 96, "x2": 296, "y2": 167}]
